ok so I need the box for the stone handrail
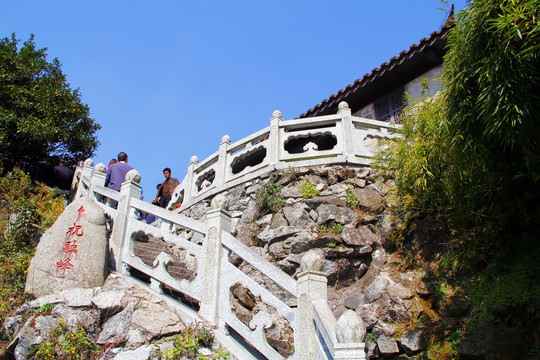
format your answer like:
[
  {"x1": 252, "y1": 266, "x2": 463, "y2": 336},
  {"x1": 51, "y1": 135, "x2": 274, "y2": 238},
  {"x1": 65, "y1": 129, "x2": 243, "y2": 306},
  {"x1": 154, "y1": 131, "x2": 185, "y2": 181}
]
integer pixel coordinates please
[
  {"x1": 167, "y1": 102, "x2": 399, "y2": 211},
  {"x1": 71, "y1": 164, "x2": 367, "y2": 359},
  {"x1": 69, "y1": 102, "x2": 381, "y2": 359}
]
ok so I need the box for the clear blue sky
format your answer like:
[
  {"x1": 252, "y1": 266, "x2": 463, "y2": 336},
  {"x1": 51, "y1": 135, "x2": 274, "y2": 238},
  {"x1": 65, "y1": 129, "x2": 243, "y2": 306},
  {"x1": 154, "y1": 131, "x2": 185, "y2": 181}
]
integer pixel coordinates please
[{"x1": 1, "y1": 1, "x2": 468, "y2": 201}]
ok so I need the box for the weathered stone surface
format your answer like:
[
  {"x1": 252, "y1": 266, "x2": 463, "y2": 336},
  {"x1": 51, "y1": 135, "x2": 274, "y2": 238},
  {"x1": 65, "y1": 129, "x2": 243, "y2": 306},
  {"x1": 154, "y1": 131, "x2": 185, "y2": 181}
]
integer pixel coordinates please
[
  {"x1": 112, "y1": 345, "x2": 157, "y2": 360},
  {"x1": 346, "y1": 178, "x2": 367, "y2": 188},
  {"x1": 235, "y1": 222, "x2": 261, "y2": 247},
  {"x1": 25, "y1": 197, "x2": 108, "y2": 298},
  {"x1": 233, "y1": 285, "x2": 256, "y2": 310},
  {"x1": 377, "y1": 334, "x2": 400, "y2": 355},
  {"x1": 97, "y1": 303, "x2": 134, "y2": 344},
  {"x1": 316, "y1": 203, "x2": 338, "y2": 223},
  {"x1": 351, "y1": 186, "x2": 386, "y2": 214},
  {"x1": 62, "y1": 288, "x2": 94, "y2": 307},
  {"x1": 289, "y1": 231, "x2": 318, "y2": 254},
  {"x1": 255, "y1": 214, "x2": 273, "y2": 227},
  {"x1": 92, "y1": 289, "x2": 126, "y2": 315},
  {"x1": 364, "y1": 276, "x2": 389, "y2": 304},
  {"x1": 387, "y1": 281, "x2": 414, "y2": 300},
  {"x1": 341, "y1": 226, "x2": 364, "y2": 246},
  {"x1": 283, "y1": 205, "x2": 313, "y2": 227},
  {"x1": 131, "y1": 302, "x2": 183, "y2": 339},
  {"x1": 269, "y1": 240, "x2": 292, "y2": 260},
  {"x1": 2, "y1": 315, "x2": 23, "y2": 338},
  {"x1": 304, "y1": 196, "x2": 347, "y2": 209},
  {"x1": 257, "y1": 225, "x2": 305, "y2": 246},
  {"x1": 323, "y1": 247, "x2": 355, "y2": 258},
  {"x1": 400, "y1": 331, "x2": 423, "y2": 353},
  {"x1": 239, "y1": 200, "x2": 259, "y2": 224},
  {"x1": 281, "y1": 184, "x2": 302, "y2": 198},
  {"x1": 189, "y1": 201, "x2": 210, "y2": 219},
  {"x1": 335, "y1": 207, "x2": 358, "y2": 227},
  {"x1": 271, "y1": 211, "x2": 288, "y2": 228}
]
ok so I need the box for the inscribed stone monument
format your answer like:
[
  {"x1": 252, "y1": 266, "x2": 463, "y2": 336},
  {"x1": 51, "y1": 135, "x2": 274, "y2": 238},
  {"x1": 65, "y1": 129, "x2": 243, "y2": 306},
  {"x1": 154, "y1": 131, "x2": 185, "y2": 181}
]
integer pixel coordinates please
[{"x1": 25, "y1": 196, "x2": 108, "y2": 297}]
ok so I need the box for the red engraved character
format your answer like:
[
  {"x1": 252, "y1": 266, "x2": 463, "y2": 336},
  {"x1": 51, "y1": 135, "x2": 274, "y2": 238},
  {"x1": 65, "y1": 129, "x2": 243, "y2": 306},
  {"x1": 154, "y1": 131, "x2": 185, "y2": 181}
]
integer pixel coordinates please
[
  {"x1": 66, "y1": 223, "x2": 83, "y2": 240},
  {"x1": 62, "y1": 240, "x2": 78, "y2": 259},
  {"x1": 77, "y1": 206, "x2": 84, "y2": 221},
  {"x1": 56, "y1": 257, "x2": 75, "y2": 277}
]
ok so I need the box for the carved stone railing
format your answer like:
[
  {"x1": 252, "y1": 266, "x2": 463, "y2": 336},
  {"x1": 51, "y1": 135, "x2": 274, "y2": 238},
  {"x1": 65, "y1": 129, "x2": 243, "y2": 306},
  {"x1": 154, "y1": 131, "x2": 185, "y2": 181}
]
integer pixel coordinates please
[
  {"x1": 163, "y1": 101, "x2": 399, "y2": 211},
  {"x1": 71, "y1": 160, "x2": 367, "y2": 359}
]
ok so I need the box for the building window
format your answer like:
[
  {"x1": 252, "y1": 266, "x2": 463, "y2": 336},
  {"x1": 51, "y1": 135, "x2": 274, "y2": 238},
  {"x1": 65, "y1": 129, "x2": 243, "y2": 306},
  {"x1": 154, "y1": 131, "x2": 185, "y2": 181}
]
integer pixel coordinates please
[{"x1": 375, "y1": 88, "x2": 406, "y2": 123}]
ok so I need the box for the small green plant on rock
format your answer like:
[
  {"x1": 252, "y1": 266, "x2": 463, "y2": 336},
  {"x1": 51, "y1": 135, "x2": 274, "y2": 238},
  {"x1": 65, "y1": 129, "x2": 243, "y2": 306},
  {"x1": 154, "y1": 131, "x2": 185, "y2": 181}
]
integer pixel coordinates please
[
  {"x1": 318, "y1": 222, "x2": 343, "y2": 236},
  {"x1": 161, "y1": 323, "x2": 229, "y2": 360},
  {"x1": 345, "y1": 188, "x2": 360, "y2": 208},
  {"x1": 30, "y1": 318, "x2": 101, "y2": 360},
  {"x1": 300, "y1": 179, "x2": 319, "y2": 199},
  {"x1": 255, "y1": 183, "x2": 284, "y2": 214}
]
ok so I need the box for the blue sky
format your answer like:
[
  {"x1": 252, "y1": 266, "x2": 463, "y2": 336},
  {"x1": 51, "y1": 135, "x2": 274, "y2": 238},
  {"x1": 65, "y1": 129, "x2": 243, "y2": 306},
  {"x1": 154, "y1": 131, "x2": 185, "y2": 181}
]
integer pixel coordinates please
[{"x1": 1, "y1": 1, "x2": 467, "y2": 200}]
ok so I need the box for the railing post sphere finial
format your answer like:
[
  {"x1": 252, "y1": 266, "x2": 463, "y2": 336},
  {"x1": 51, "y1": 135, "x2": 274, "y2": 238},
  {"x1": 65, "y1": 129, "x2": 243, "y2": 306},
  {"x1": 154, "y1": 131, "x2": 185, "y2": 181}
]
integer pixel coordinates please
[
  {"x1": 300, "y1": 249, "x2": 324, "y2": 272},
  {"x1": 336, "y1": 309, "x2": 366, "y2": 343},
  {"x1": 271, "y1": 110, "x2": 282, "y2": 121},
  {"x1": 189, "y1": 155, "x2": 199, "y2": 165},
  {"x1": 210, "y1": 193, "x2": 229, "y2": 211},
  {"x1": 125, "y1": 169, "x2": 141, "y2": 184},
  {"x1": 84, "y1": 158, "x2": 94, "y2": 167},
  {"x1": 95, "y1": 162, "x2": 106, "y2": 174},
  {"x1": 338, "y1": 101, "x2": 350, "y2": 112},
  {"x1": 221, "y1": 135, "x2": 231, "y2": 145}
]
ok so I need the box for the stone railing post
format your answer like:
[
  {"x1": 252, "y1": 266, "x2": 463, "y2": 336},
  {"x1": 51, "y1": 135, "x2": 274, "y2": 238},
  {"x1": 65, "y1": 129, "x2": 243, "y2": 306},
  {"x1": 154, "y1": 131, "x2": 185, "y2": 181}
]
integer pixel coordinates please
[
  {"x1": 297, "y1": 250, "x2": 328, "y2": 360},
  {"x1": 338, "y1": 101, "x2": 355, "y2": 161},
  {"x1": 268, "y1": 110, "x2": 282, "y2": 166},
  {"x1": 89, "y1": 163, "x2": 107, "y2": 201},
  {"x1": 109, "y1": 169, "x2": 142, "y2": 272},
  {"x1": 74, "y1": 159, "x2": 94, "y2": 200},
  {"x1": 334, "y1": 310, "x2": 367, "y2": 359},
  {"x1": 199, "y1": 194, "x2": 231, "y2": 327},
  {"x1": 183, "y1": 156, "x2": 199, "y2": 205},
  {"x1": 214, "y1": 135, "x2": 231, "y2": 187}
]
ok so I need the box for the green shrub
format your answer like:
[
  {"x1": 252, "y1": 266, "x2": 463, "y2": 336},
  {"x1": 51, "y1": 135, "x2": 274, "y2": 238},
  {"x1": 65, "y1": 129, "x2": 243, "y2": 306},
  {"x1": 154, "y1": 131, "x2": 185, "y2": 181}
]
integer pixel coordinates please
[
  {"x1": 255, "y1": 183, "x2": 284, "y2": 213},
  {"x1": 300, "y1": 180, "x2": 319, "y2": 199},
  {"x1": 0, "y1": 169, "x2": 64, "y2": 329},
  {"x1": 30, "y1": 319, "x2": 101, "y2": 360},
  {"x1": 160, "y1": 322, "x2": 229, "y2": 360}
]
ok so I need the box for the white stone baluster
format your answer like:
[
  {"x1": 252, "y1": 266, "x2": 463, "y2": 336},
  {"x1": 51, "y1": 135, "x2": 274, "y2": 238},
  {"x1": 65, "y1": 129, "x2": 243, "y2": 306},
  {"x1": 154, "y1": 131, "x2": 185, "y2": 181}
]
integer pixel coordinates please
[
  {"x1": 74, "y1": 159, "x2": 94, "y2": 200},
  {"x1": 334, "y1": 310, "x2": 367, "y2": 359},
  {"x1": 268, "y1": 110, "x2": 282, "y2": 166},
  {"x1": 109, "y1": 169, "x2": 142, "y2": 272},
  {"x1": 199, "y1": 194, "x2": 231, "y2": 327},
  {"x1": 183, "y1": 155, "x2": 198, "y2": 205},
  {"x1": 90, "y1": 162, "x2": 107, "y2": 201},
  {"x1": 338, "y1": 101, "x2": 355, "y2": 161},
  {"x1": 69, "y1": 161, "x2": 84, "y2": 202},
  {"x1": 297, "y1": 250, "x2": 327, "y2": 360},
  {"x1": 215, "y1": 135, "x2": 231, "y2": 187}
]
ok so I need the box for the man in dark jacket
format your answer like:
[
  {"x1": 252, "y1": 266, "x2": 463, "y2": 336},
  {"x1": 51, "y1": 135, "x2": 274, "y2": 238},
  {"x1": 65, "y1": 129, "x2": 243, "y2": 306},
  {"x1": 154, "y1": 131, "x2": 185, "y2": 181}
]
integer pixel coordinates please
[{"x1": 153, "y1": 167, "x2": 179, "y2": 209}]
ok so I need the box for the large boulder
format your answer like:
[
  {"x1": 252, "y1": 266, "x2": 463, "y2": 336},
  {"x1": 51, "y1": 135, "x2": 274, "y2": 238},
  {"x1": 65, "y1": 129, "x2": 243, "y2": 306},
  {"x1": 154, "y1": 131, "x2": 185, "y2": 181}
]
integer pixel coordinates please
[{"x1": 25, "y1": 197, "x2": 108, "y2": 298}]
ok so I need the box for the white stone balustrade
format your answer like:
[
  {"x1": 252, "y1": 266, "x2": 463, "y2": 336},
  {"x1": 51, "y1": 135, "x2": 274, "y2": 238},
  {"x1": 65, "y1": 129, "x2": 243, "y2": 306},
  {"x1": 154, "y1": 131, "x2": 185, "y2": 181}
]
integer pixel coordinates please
[
  {"x1": 67, "y1": 103, "x2": 389, "y2": 359},
  {"x1": 167, "y1": 102, "x2": 399, "y2": 211}
]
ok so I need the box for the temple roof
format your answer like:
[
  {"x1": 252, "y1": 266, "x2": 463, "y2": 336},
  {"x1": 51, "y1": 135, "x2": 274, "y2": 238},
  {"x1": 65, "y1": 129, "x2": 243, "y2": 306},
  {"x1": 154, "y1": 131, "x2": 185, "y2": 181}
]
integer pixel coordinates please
[{"x1": 299, "y1": 24, "x2": 452, "y2": 118}]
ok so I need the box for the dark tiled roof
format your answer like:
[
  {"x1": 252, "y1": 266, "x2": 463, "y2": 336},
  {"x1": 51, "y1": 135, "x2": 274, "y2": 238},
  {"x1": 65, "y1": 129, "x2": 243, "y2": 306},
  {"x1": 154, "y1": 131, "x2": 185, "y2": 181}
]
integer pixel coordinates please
[{"x1": 300, "y1": 24, "x2": 452, "y2": 118}]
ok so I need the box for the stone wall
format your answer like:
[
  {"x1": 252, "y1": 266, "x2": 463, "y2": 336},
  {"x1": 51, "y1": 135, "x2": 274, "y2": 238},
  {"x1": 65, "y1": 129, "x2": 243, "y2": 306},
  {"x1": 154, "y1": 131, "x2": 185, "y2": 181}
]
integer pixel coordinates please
[{"x1": 179, "y1": 164, "x2": 434, "y2": 359}]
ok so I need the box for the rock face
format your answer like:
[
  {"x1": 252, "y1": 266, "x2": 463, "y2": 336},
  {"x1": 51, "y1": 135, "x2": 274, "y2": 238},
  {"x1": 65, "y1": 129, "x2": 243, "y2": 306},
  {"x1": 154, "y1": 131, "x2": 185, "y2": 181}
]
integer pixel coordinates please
[
  {"x1": 174, "y1": 165, "x2": 439, "y2": 359},
  {"x1": 5, "y1": 273, "x2": 193, "y2": 360},
  {"x1": 25, "y1": 197, "x2": 108, "y2": 298}
]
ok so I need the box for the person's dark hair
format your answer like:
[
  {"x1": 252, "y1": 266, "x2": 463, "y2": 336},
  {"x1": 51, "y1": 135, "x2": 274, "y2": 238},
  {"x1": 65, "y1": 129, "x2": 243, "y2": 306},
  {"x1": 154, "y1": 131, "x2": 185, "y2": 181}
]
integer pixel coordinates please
[
  {"x1": 163, "y1": 167, "x2": 171, "y2": 173},
  {"x1": 117, "y1": 152, "x2": 128, "y2": 162}
]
